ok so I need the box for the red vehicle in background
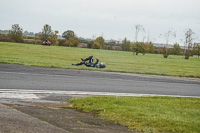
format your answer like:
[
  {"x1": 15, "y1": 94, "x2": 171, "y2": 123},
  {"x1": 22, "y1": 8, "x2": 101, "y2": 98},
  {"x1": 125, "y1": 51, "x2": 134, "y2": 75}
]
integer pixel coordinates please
[{"x1": 42, "y1": 40, "x2": 51, "y2": 46}]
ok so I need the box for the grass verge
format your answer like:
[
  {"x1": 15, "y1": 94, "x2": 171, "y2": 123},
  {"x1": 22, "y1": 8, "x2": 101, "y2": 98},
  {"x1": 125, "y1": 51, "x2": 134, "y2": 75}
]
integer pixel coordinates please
[
  {"x1": 0, "y1": 42, "x2": 200, "y2": 77},
  {"x1": 69, "y1": 96, "x2": 200, "y2": 133}
]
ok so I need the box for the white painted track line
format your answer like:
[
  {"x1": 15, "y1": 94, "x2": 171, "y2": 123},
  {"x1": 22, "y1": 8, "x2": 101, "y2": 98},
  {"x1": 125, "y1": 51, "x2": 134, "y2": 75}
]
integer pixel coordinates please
[{"x1": 0, "y1": 89, "x2": 199, "y2": 99}]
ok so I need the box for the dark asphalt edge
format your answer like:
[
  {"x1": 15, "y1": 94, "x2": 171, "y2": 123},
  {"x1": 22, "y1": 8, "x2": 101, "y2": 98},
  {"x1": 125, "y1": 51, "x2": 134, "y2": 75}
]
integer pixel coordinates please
[{"x1": 0, "y1": 103, "x2": 69, "y2": 133}]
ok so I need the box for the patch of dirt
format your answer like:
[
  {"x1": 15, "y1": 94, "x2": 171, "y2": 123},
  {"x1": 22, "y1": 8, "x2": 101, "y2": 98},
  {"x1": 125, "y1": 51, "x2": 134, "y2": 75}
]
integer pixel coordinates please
[{"x1": 7, "y1": 101, "x2": 134, "y2": 133}]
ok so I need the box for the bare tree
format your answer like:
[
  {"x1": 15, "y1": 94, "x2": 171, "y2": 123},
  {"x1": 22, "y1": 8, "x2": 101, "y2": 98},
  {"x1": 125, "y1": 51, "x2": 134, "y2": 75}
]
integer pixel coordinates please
[
  {"x1": 164, "y1": 30, "x2": 176, "y2": 45},
  {"x1": 162, "y1": 30, "x2": 176, "y2": 58},
  {"x1": 134, "y1": 25, "x2": 145, "y2": 42},
  {"x1": 184, "y1": 28, "x2": 195, "y2": 59}
]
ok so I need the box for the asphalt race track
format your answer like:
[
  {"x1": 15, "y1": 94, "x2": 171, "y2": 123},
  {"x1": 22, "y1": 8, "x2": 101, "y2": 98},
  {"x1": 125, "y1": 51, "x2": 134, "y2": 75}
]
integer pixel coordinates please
[{"x1": 0, "y1": 64, "x2": 200, "y2": 97}]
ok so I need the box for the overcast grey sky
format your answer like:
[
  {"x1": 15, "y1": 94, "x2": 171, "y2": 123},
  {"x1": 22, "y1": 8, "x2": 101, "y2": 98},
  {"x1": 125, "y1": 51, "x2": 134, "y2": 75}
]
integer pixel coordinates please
[{"x1": 0, "y1": 0, "x2": 200, "y2": 45}]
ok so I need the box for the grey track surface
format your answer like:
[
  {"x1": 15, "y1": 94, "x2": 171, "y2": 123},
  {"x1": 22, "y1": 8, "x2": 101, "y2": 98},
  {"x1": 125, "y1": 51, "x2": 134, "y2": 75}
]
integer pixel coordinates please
[
  {"x1": 0, "y1": 63, "x2": 200, "y2": 97},
  {"x1": 0, "y1": 103, "x2": 68, "y2": 133}
]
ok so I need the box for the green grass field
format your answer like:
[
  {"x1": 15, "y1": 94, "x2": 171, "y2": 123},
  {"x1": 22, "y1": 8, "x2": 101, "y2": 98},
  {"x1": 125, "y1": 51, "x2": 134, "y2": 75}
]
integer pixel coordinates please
[
  {"x1": 70, "y1": 96, "x2": 200, "y2": 133},
  {"x1": 0, "y1": 42, "x2": 200, "y2": 77}
]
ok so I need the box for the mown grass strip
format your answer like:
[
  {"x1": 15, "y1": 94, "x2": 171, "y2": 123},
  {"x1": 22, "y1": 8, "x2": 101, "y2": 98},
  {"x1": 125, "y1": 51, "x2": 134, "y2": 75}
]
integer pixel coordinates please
[
  {"x1": 0, "y1": 42, "x2": 200, "y2": 77},
  {"x1": 69, "y1": 96, "x2": 200, "y2": 133}
]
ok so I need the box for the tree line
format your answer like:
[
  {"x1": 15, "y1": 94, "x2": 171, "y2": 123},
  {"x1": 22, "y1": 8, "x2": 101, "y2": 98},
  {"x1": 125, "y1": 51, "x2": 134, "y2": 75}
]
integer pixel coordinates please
[{"x1": 0, "y1": 24, "x2": 200, "y2": 59}]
